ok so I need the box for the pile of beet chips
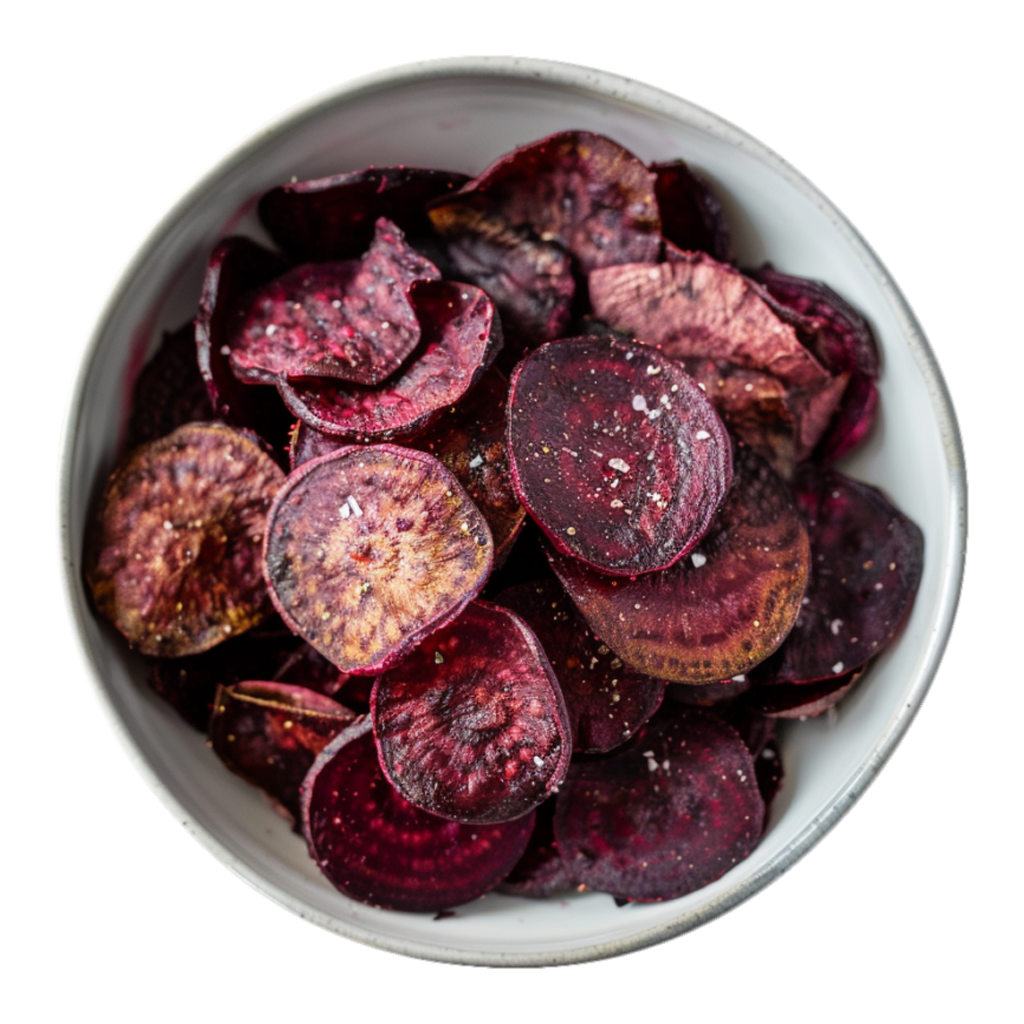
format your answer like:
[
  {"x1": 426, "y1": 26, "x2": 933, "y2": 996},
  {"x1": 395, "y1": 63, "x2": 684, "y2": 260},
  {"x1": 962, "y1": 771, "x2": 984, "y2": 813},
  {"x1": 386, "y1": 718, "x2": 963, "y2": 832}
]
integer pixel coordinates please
[{"x1": 85, "y1": 131, "x2": 923, "y2": 913}]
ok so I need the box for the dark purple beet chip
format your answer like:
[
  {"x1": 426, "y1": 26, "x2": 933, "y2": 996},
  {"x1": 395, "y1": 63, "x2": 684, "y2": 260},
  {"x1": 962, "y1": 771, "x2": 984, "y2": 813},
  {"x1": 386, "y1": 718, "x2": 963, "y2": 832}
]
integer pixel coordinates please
[
  {"x1": 263, "y1": 444, "x2": 493, "y2": 675},
  {"x1": 209, "y1": 681, "x2": 355, "y2": 825},
  {"x1": 496, "y1": 799, "x2": 574, "y2": 898},
  {"x1": 278, "y1": 280, "x2": 501, "y2": 442},
  {"x1": 551, "y1": 445, "x2": 810, "y2": 684},
  {"x1": 229, "y1": 219, "x2": 440, "y2": 388},
  {"x1": 553, "y1": 706, "x2": 765, "y2": 902},
  {"x1": 414, "y1": 370, "x2": 525, "y2": 566},
  {"x1": 746, "y1": 673, "x2": 860, "y2": 719},
  {"x1": 589, "y1": 253, "x2": 829, "y2": 391},
  {"x1": 754, "y1": 466, "x2": 924, "y2": 685},
  {"x1": 126, "y1": 323, "x2": 212, "y2": 449},
  {"x1": 667, "y1": 676, "x2": 753, "y2": 707},
  {"x1": 195, "y1": 236, "x2": 292, "y2": 440},
  {"x1": 651, "y1": 160, "x2": 731, "y2": 262},
  {"x1": 302, "y1": 717, "x2": 535, "y2": 912},
  {"x1": 271, "y1": 642, "x2": 348, "y2": 697},
  {"x1": 428, "y1": 131, "x2": 661, "y2": 275},
  {"x1": 754, "y1": 740, "x2": 784, "y2": 808},
  {"x1": 259, "y1": 167, "x2": 469, "y2": 262},
  {"x1": 495, "y1": 580, "x2": 665, "y2": 754},
  {"x1": 371, "y1": 600, "x2": 572, "y2": 824},
  {"x1": 507, "y1": 335, "x2": 732, "y2": 577},
  {"x1": 85, "y1": 423, "x2": 286, "y2": 658}
]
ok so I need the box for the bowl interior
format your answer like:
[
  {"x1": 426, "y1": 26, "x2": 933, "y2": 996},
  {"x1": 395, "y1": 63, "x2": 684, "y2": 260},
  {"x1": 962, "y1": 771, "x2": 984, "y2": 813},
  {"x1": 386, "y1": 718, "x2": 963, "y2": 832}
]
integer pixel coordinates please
[{"x1": 63, "y1": 59, "x2": 963, "y2": 965}]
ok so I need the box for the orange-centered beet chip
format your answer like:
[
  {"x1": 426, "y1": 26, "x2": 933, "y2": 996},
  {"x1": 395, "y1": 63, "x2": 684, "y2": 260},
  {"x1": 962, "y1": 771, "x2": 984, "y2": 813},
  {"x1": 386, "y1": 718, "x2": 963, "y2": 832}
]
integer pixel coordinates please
[
  {"x1": 372, "y1": 600, "x2": 572, "y2": 824},
  {"x1": 262, "y1": 444, "x2": 493, "y2": 674},
  {"x1": 85, "y1": 423, "x2": 286, "y2": 657},
  {"x1": 551, "y1": 446, "x2": 810, "y2": 684},
  {"x1": 507, "y1": 335, "x2": 732, "y2": 576}
]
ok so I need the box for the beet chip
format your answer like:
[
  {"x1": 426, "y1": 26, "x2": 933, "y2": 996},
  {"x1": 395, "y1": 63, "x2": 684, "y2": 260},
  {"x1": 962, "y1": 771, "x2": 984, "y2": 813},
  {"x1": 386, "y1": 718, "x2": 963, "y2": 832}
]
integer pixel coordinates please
[
  {"x1": 507, "y1": 336, "x2": 732, "y2": 576},
  {"x1": 651, "y1": 160, "x2": 731, "y2": 262},
  {"x1": 554, "y1": 706, "x2": 765, "y2": 902},
  {"x1": 551, "y1": 446, "x2": 810, "y2": 684},
  {"x1": 754, "y1": 466, "x2": 924, "y2": 685},
  {"x1": 263, "y1": 445, "x2": 493, "y2": 674},
  {"x1": 229, "y1": 218, "x2": 440, "y2": 388},
  {"x1": 259, "y1": 166, "x2": 469, "y2": 262},
  {"x1": 496, "y1": 580, "x2": 665, "y2": 754},
  {"x1": 209, "y1": 682, "x2": 355, "y2": 824},
  {"x1": 497, "y1": 798, "x2": 574, "y2": 898},
  {"x1": 302, "y1": 718, "x2": 535, "y2": 912},
  {"x1": 746, "y1": 674, "x2": 860, "y2": 719},
  {"x1": 86, "y1": 423, "x2": 286, "y2": 657},
  {"x1": 278, "y1": 280, "x2": 500, "y2": 442},
  {"x1": 428, "y1": 130, "x2": 661, "y2": 275},
  {"x1": 372, "y1": 600, "x2": 572, "y2": 824}
]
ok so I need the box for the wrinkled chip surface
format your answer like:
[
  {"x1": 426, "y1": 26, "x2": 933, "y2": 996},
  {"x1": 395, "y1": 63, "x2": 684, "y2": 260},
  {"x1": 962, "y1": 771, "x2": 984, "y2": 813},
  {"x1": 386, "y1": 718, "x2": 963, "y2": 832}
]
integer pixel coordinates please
[
  {"x1": 507, "y1": 336, "x2": 732, "y2": 576},
  {"x1": 552, "y1": 446, "x2": 810, "y2": 683},
  {"x1": 302, "y1": 718, "x2": 535, "y2": 911},
  {"x1": 263, "y1": 444, "x2": 493, "y2": 674},
  {"x1": 372, "y1": 600, "x2": 572, "y2": 823},
  {"x1": 86, "y1": 423, "x2": 286, "y2": 657},
  {"x1": 554, "y1": 706, "x2": 765, "y2": 901},
  {"x1": 496, "y1": 580, "x2": 665, "y2": 753}
]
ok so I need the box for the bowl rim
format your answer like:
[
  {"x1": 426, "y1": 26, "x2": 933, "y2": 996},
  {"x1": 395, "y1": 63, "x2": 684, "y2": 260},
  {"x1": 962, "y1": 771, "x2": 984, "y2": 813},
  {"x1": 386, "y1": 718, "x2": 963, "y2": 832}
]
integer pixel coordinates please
[{"x1": 59, "y1": 54, "x2": 967, "y2": 967}]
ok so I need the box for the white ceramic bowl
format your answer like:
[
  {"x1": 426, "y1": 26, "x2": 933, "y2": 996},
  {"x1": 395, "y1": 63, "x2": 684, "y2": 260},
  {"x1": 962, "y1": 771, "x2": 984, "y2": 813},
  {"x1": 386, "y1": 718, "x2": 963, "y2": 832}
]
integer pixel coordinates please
[{"x1": 60, "y1": 56, "x2": 966, "y2": 966}]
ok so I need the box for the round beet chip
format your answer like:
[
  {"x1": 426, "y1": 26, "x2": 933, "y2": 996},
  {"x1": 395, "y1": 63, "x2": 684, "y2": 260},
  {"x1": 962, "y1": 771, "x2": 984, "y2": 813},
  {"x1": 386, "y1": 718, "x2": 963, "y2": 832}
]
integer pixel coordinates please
[
  {"x1": 552, "y1": 445, "x2": 810, "y2": 684},
  {"x1": 507, "y1": 336, "x2": 732, "y2": 577},
  {"x1": 263, "y1": 444, "x2": 493, "y2": 674},
  {"x1": 372, "y1": 600, "x2": 572, "y2": 824},
  {"x1": 302, "y1": 718, "x2": 535, "y2": 912},
  {"x1": 554, "y1": 706, "x2": 765, "y2": 902},
  {"x1": 496, "y1": 580, "x2": 665, "y2": 754},
  {"x1": 85, "y1": 423, "x2": 286, "y2": 658}
]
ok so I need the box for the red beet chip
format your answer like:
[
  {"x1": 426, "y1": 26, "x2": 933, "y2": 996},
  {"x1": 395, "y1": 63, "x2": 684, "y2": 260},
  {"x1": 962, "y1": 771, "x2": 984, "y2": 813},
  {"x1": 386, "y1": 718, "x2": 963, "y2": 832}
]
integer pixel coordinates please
[
  {"x1": 371, "y1": 600, "x2": 572, "y2": 824},
  {"x1": 195, "y1": 236, "x2": 292, "y2": 440},
  {"x1": 278, "y1": 280, "x2": 500, "y2": 442},
  {"x1": 126, "y1": 323, "x2": 212, "y2": 449},
  {"x1": 86, "y1": 423, "x2": 286, "y2": 658},
  {"x1": 263, "y1": 444, "x2": 493, "y2": 675},
  {"x1": 589, "y1": 252, "x2": 829, "y2": 390},
  {"x1": 507, "y1": 335, "x2": 732, "y2": 577},
  {"x1": 553, "y1": 706, "x2": 765, "y2": 902},
  {"x1": 752, "y1": 265, "x2": 880, "y2": 463},
  {"x1": 302, "y1": 718, "x2": 535, "y2": 912},
  {"x1": 414, "y1": 370, "x2": 525, "y2": 566},
  {"x1": 209, "y1": 681, "x2": 355, "y2": 825},
  {"x1": 495, "y1": 580, "x2": 665, "y2": 754},
  {"x1": 258, "y1": 166, "x2": 469, "y2": 262},
  {"x1": 746, "y1": 673, "x2": 860, "y2": 719},
  {"x1": 754, "y1": 466, "x2": 924, "y2": 685},
  {"x1": 651, "y1": 160, "x2": 731, "y2": 262},
  {"x1": 551, "y1": 445, "x2": 810, "y2": 684},
  {"x1": 229, "y1": 219, "x2": 440, "y2": 388},
  {"x1": 496, "y1": 798, "x2": 574, "y2": 898},
  {"x1": 428, "y1": 130, "x2": 661, "y2": 275}
]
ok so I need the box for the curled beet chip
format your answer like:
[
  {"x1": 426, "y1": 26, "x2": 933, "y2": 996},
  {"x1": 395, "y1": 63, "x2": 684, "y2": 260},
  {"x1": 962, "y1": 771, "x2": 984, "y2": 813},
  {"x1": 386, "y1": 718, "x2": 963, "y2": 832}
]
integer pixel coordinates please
[
  {"x1": 651, "y1": 160, "x2": 731, "y2": 262},
  {"x1": 496, "y1": 798, "x2": 574, "y2": 898},
  {"x1": 754, "y1": 466, "x2": 924, "y2": 684},
  {"x1": 86, "y1": 423, "x2": 286, "y2": 657},
  {"x1": 746, "y1": 673, "x2": 860, "y2": 719},
  {"x1": 126, "y1": 323, "x2": 212, "y2": 450},
  {"x1": 496, "y1": 580, "x2": 665, "y2": 754},
  {"x1": 554, "y1": 706, "x2": 765, "y2": 901},
  {"x1": 371, "y1": 600, "x2": 572, "y2": 823},
  {"x1": 259, "y1": 166, "x2": 469, "y2": 262},
  {"x1": 229, "y1": 219, "x2": 440, "y2": 388},
  {"x1": 210, "y1": 681, "x2": 355, "y2": 824},
  {"x1": 414, "y1": 370, "x2": 525, "y2": 566},
  {"x1": 507, "y1": 335, "x2": 732, "y2": 576},
  {"x1": 589, "y1": 252, "x2": 829, "y2": 390},
  {"x1": 263, "y1": 444, "x2": 493, "y2": 674},
  {"x1": 551, "y1": 446, "x2": 810, "y2": 684},
  {"x1": 278, "y1": 280, "x2": 500, "y2": 442},
  {"x1": 302, "y1": 717, "x2": 535, "y2": 912},
  {"x1": 429, "y1": 130, "x2": 661, "y2": 275}
]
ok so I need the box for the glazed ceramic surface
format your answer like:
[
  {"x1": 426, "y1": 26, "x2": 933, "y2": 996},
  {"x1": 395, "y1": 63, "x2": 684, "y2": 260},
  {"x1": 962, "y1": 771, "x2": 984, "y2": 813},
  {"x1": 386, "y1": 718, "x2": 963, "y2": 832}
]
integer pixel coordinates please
[{"x1": 61, "y1": 56, "x2": 965, "y2": 966}]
